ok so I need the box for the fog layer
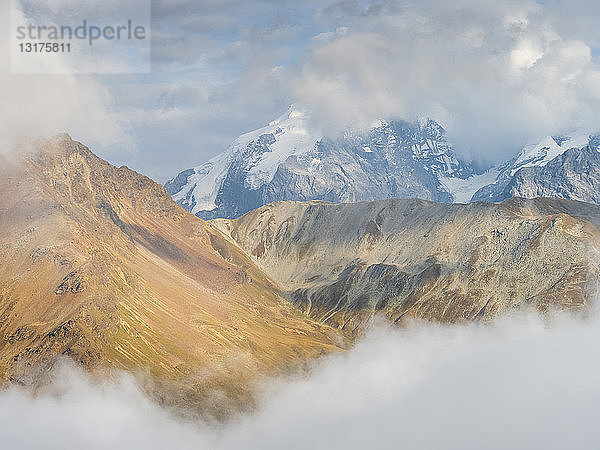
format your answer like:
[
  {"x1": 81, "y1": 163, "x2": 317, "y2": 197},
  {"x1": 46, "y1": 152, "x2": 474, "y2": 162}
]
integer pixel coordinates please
[{"x1": 1, "y1": 311, "x2": 599, "y2": 449}]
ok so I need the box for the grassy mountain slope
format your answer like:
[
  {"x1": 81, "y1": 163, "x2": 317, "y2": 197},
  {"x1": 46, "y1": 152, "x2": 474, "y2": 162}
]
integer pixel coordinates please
[{"x1": 0, "y1": 135, "x2": 342, "y2": 416}]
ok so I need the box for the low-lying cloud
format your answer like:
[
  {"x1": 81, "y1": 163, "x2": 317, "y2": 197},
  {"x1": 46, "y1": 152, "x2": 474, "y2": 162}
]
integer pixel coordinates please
[
  {"x1": 293, "y1": 0, "x2": 600, "y2": 164},
  {"x1": 0, "y1": 1, "x2": 134, "y2": 158},
  {"x1": 2, "y1": 310, "x2": 600, "y2": 450}
]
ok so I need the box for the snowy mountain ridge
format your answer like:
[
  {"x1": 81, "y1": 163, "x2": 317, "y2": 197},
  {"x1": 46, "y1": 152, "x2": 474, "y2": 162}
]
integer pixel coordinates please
[
  {"x1": 166, "y1": 106, "x2": 486, "y2": 219},
  {"x1": 510, "y1": 134, "x2": 592, "y2": 175},
  {"x1": 472, "y1": 132, "x2": 600, "y2": 203},
  {"x1": 168, "y1": 106, "x2": 321, "y2": 214},
  {"x1": 166, "y1": 106, "x2": 600, "y2": 218}
]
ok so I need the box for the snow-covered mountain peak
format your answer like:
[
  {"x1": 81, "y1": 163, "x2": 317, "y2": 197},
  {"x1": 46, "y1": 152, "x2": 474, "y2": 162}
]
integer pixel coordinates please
[
  {"x1": 238, "y1": 105, "x2": 315, "y2": 146},
  {"x1": 167, "y1": 113, "x2": 600, "y2": 216},
  {"x1": 237, "y1": 106, "x2": 322, "y2": 190},
  {"x1": 369, "y1": 119, "x2": 388, "y2": 129},
  {"x1": 287, "y1": 107, "x2": 307, "y2": 120},
  {"x1": 416, "y1": 116, "x2": 444, "y2": 134},
  {"x1": 510, "y1": 133, "x2": 592, "y2": 175},
  {"x1": 471, "y1": 131, "x2": 600, "y2": 204},
  {"x1": 166, "y1": 108, "x2": 481, "y2": 219},
  {"x1": 268, "y1": 104, "x2": 308, "y2": 126},
  {"x1": 165, "y1": 106, "x2": 323, "y2": 215}
]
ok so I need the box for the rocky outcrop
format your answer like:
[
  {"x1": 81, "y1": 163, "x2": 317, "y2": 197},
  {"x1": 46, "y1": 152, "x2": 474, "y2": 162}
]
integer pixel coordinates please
[{"x1": 214, "y1": 198, "x2": 600, "y2": 335}]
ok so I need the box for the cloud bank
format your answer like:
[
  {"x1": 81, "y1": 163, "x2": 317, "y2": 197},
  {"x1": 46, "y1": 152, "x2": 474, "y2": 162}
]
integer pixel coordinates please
[
  {"x1": 293, "y1": 0, "x2": 600, "y2": 164},
  {"x1": 0, "y1": 1, "x2": 133, "y2": 158},
  {"x1": 2, "y1": 311, "x2": 600, "y2": 450},
  {"x1": 5, "y1": 0, "x2": 600, "y2": 178},
  {"x1": 136, "y1": 0, "x2": 600, "y2": 175}
]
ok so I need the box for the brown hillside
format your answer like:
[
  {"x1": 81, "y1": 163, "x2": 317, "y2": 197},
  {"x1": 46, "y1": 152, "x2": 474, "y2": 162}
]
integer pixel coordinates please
[{"x1": 0, "y1": 135, "x2": 342, "y2": 416}]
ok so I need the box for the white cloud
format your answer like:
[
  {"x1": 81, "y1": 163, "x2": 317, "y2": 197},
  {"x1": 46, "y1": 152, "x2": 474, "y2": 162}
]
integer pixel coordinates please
[
  {"x1": 0, "y1": 1, "x2": 134, "y2": 157},
  {"x1": 293, "y1": 0, "x2": 600, "y2": 165},
  {"x1": 0, "y1": 364, "x2": 211, "y2": 450},
  {"x1": 5, "y1": 0, "x2": 600, "y2": 179},
  {"x1": 2, "y1": 310, "x2": 600, "y2": 449}
]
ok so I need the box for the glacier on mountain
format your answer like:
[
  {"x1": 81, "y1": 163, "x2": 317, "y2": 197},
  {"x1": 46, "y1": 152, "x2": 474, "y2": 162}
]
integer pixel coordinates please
[
  {"x1": 167, "y1": 106, "x2": 320, "y2": 215},
  {"x1": 471, "y1": 133, "x2": 600, "y2": 203}
]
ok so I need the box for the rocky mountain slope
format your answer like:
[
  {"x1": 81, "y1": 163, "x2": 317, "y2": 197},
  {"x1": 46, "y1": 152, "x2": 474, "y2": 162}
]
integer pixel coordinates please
[
  {"x1": 166, "y1": 107, "x2": 486, "y2": 219},
  {"x1": 472, "y1": 135, "x2": 600, "y2": 203},
  {"x1": 214, "y1": 198, "x2": 600, "y2": 335},
  {"x1": 0, "y1": 135, "x2": 342, "y2": 417}
]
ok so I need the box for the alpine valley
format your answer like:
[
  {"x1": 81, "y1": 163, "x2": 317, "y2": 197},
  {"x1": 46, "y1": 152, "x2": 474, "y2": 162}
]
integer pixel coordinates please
[{"x1": 2, "y1": 135, "x2": 600, "y2": 419}]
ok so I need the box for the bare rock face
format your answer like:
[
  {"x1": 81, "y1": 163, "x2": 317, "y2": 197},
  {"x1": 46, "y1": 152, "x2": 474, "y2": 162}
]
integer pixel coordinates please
[
  {"x1": 6, "y1": 133, "x2": 600, "y2": 418},
  {"x1": 214, "y1": 198, "x2": 600, "y2": 335}
]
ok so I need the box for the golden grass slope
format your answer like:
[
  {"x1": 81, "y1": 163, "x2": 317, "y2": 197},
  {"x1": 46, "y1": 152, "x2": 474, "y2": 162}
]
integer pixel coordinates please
[{"x1": 0, "y1": 135, "x2": 341, "y2": 414}]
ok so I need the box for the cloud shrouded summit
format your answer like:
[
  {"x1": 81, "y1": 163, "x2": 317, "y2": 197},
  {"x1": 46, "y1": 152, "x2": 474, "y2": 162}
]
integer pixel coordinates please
[
  {"x1": 6, "y1": 0, "x2": 600, "y2": 181},
  {"x1": 1, "y1": 1, "x2": 136, "y2": 156},
  {"x1": 292, "y1": 0, "x2": 600, "y2": 165}
]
